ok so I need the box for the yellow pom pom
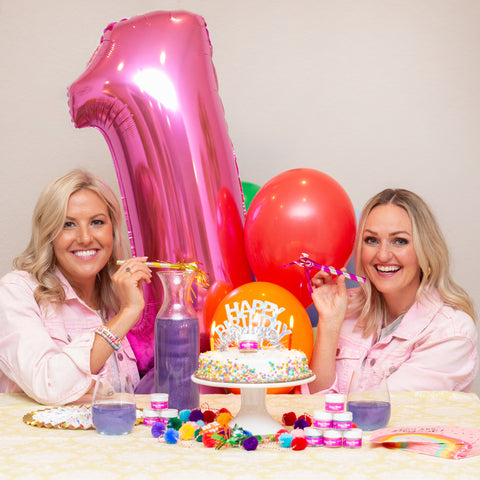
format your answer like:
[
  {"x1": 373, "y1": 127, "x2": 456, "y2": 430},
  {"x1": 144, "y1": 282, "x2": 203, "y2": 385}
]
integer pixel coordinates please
[
  {"x1": 217, "y1": 412, "x2": 233, "y2": 425},
  {"x1": 179, "y1": 423, "x2": 195, "y2": 441}
]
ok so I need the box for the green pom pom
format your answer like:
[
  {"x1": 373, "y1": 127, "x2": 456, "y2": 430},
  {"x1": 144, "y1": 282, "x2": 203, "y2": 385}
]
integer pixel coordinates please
[{"x1": 167, "y1": 417, "x2": 182, "y2": 430}]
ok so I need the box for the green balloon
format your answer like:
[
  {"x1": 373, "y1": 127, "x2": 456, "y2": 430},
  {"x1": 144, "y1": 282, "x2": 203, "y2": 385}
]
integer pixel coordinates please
[{"x1": 241, "y1": 181, "x2": 261, "y2": 212}]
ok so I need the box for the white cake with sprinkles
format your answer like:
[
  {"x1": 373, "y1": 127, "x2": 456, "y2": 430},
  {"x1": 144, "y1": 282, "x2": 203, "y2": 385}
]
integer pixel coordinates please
[{"x1": 194, "y1": 346, "x2": 312, "y2": 383}]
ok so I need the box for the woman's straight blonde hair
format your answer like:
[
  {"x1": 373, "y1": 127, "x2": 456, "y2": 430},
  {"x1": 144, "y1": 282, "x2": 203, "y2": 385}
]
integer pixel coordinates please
[
  {"x1": 351, "y1": 188, "x2": 475, "y2": 337},
  {"x1": 14, "y1": 169, "x2": 125, "y2": 317}
]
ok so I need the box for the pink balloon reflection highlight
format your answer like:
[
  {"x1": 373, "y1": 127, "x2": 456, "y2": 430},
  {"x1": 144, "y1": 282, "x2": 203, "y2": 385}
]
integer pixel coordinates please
[{"x1": 68, "y1": 11, "x2": 252, "y2": 372}]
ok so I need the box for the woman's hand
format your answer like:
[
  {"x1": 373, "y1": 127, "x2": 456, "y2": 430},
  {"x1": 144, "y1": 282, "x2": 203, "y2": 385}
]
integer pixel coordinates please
[
  {"x1": 311, "y1": 269, "x2": 348, "y2": 333},
  {"x1": 111, "y1": 256, "x2": 152, "y2": 324}
]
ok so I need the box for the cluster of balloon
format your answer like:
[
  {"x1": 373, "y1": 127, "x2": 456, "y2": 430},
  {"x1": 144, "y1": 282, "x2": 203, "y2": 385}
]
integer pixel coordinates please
[
  {"x1": 67, "y1": 11, "x2": 253, "y2": 373},
  {"x1": 244, "y1": 168, "x2": 357, "y2": 308},
  {"x1": 211, "y1": 281, "x2": 313, "y2": 393}
]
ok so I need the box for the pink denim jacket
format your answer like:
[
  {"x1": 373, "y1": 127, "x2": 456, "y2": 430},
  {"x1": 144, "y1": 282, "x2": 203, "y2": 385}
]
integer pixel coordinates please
[
  {"x1": 307, "y1": 289, "x2": 478, "y2": 394},
  {"x1": 0, "y1": 269, "x2": 140, "y2": 405}
]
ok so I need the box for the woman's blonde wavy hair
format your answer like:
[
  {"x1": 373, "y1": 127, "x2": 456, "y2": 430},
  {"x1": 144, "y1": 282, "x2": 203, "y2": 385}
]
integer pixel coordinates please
[
  {"x1": 14, "y1": 169, "x2": 125, "y2": 316},
  {"x1": 351, "y1": 188, "x2": 475, "y2": 337}
]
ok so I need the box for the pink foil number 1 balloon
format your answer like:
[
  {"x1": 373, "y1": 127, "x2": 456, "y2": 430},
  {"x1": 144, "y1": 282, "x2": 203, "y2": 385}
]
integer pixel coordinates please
[{"x1": 68, "y1": 11, "x2": 252, "y2": 373}]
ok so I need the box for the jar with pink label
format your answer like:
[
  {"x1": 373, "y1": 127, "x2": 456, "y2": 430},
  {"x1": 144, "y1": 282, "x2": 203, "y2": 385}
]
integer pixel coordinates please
[
  {"x1": 343, "y1": 428, "x2": 363, "y2": 448},
  {"x1": 325, "y1": 393, "x2": 345, "y2": 412}
]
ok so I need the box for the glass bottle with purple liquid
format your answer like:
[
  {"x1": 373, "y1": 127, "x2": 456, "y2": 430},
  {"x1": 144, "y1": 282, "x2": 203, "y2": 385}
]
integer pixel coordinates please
[{"x1": 154, "y1": 268, "x2": 199, "y2": 411}]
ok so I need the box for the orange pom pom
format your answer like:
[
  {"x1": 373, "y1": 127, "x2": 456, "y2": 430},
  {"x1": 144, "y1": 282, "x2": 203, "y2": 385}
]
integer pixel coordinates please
[{"x1": 217, "y1": 412, "x2": 233, "y2": 425}]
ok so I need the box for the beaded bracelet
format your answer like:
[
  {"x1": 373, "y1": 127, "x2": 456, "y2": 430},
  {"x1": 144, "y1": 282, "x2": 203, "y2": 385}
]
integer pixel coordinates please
[{"x1": 95, "y1": 326, "x2": 122, "y2": 351}]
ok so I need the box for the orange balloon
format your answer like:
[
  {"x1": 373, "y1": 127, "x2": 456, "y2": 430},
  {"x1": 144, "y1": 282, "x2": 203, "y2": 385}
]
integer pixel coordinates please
[
  {"x1": 210, "y1": 281, "x2": 314, "y2": 394},
  {"x1": 201, "y1": 280, "x2": 233, "y2": 353}
]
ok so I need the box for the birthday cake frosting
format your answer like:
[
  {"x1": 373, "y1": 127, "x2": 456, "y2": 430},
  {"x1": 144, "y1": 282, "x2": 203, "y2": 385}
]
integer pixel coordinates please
[{"x1": 194, "y1": 346, "x2": 312, "y2": 383}]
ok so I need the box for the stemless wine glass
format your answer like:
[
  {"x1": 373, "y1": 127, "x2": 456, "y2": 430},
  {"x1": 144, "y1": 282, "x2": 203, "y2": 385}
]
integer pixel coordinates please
[
  {"x1": 92, "y1": 375, "x2": 136, "y2": 435},
  {"x1": 346, "y1": 366, "x2": 391, "y2": 431}
]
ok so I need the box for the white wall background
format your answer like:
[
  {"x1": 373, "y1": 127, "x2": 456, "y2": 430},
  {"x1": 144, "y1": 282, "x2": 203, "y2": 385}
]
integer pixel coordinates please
[{"x1": 1, "y1": 1, "x2": 479, "y2": 393}]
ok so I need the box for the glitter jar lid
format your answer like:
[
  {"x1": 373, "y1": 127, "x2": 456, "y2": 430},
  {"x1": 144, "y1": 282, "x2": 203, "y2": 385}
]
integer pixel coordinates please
[
  {"x1": 343, "y1": 428, "x2": 363, "y2": 440},
  {"x1": 160, "y1": 408, "x2": 178, "y2": 419},
  {"x1": 304, "y1": 427, "x2": 322, "y2": 438},
  {"x1": 143, "y1": 408, "x2": 160, "y2": 419},
  {"x1": 325, "y1": 393, "x2": 345, "y2": 403},
  {"x1": 151, "y1": 393, "x2": 169, "y2": 402},
  {"x1": 313, "y1": 410, "x2": 333, "y2": 420},
  {"x1": 323, "y1": 429, "x2": 342, "y2": 440},
  {"x1": 333, "y1": 411, "x2": 353, "y2": 422}
]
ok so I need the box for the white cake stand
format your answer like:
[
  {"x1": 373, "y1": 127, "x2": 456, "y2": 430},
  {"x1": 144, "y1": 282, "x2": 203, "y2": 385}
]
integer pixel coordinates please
[{"x1": 191, "y1": 375, "x2": 316, "y2": 435}]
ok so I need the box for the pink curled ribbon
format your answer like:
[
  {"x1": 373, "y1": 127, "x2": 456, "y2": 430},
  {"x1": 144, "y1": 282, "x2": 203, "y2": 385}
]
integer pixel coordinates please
[{"x1": 281, "y1": 253, "x2": 367, "y2": 295}]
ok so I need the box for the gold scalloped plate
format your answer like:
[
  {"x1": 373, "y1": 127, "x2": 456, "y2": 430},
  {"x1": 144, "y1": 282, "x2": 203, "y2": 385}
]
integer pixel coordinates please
[{"x1": 23, "y1": 406, "x2": 143, "y2": 430}]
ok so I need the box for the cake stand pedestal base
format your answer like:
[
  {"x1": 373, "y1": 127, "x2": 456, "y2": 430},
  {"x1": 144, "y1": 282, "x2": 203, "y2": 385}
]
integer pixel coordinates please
[{"x1": 192, "y1": 375, "x2": 315, "y2": 435}]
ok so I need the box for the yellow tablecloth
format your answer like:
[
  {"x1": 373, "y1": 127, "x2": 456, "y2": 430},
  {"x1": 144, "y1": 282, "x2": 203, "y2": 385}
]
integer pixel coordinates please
[{"x1": 1, "y1": 391, "x2": 480, "y2": 479}]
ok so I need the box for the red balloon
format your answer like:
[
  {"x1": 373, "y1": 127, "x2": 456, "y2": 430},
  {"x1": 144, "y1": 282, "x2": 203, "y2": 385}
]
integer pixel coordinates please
[{"x1": 244, "y1": 168, "x2": 356, "y2": 307}]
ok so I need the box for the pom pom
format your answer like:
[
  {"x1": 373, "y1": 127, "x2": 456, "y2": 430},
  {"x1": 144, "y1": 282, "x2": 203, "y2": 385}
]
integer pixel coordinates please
[
  {"x1": 242, "y1": 436, "x2": 259, "y2": 451},
  {"x1": 164, "y1": 428, "x2": 180, "y2": 444},
  {"x1": 203, "y1": 409, "x2": 216, "y2": 423},
  {"x1": 275, "y1": 429, "x2": 289, "y2": 442},
  {"x1": 217, "y1": 424, "x2": 232, "y2": 440},
  {"x1": 194, "y1": 428, "x2": 203, "y2": 442},
  {"x1": 179, "y1": 409, "x2": 191, "y2": 423},
  {"x1": 167, "y1": 417, "x2": 182, "y2": 430},
  {"x1": 218, "y1": 407, "x2": 231, "y2": 415},
  {"x1": 282, "y1": 411, "x2": 297, "y2": 426},
  {"x1": 217, "y1": 412, "x2": 233, "y2": 425},
  {"x1": 196, "y1": 420, "x2": 205, "y2": 426},
  {"x1": 179, "y1": 423, "x2": 195, "y2": 441},
  {"x1": 151, "y1": 422, "x2": 166, "y2": 438},
  {"x1": 189, "y1": 409, "x2": 204, "y2": 422},
  {"x1": 293, "y1": 418, "x2": 309, "y2": 430},
  {"x1": 291, "y1": 437, "x2": 308, "y2": 451},
  {"x1": 298, "y1": 414, "x2": 312, "y2": 426},
  {"x1": 202, "y1": 431, "x2": 217, "y2": 448},
  {"x1": 291, "y1": 428, "x2": 305, "y2": 438},
  {"x1": 278, "y1": 432, "x2": 294, "y2": 448}
]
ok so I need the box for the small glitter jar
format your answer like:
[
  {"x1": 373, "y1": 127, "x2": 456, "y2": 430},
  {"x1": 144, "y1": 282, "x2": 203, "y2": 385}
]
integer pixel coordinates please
[
  {"x1": 151, "y1": 393, "x2": 168, "y2": 410},
  {"x1": 325, "y1": 393, "x2": 345, "y2": 412},
  {"x1": 238, "y1": 334, "x2": 259, "y2": 353},
  {"x1": 304, "y1": 427, "x2": 323, "y2": 447},
  {"x1": 313, "y1": 410, "x2": 333, "y2": 429},
  {"x1": 158, "y1": 408, "x2": 178, "y2": 425},
  {"x1": 323, "y1": 429, "x2": 342, "y2": 448},
  {"x1": 343, "y1": 428, "x2": 363, "y2": 448},
  {"x1": 332, "y1": 411, "x2": 353, "y2": 430},
  {"x1": 142, "y1": 408, "x2": 160, "y2": 426}
]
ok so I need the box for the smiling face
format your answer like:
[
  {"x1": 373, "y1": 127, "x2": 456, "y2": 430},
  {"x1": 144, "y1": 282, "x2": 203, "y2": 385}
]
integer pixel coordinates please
[
  {"x1": 53, "y1": 189, "x2": 114, "y2": 301},
  {"x1": 360, "y1": 203, "x2": 421, "y2": 317}
]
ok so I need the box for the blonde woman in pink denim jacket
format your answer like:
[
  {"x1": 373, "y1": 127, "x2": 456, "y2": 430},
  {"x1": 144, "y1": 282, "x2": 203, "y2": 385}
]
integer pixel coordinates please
[
  {"x1": 308, "y1": 189, "x2": 478, "y2": 394},
  {"x1": 0, "y1": 170, "x2": 152, "y2": 405}
]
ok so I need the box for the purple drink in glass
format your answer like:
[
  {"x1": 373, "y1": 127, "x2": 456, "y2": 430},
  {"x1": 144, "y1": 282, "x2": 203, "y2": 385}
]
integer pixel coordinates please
[
  {"x1": 154, "y1": 316, "x2": 199, "y2": 411},
  {"x1": 92, "y1": 403, "x2": 137, "y2": 435},
  {"x1": 347, "y1": 400, "x2": 391, "y2": 431}
]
